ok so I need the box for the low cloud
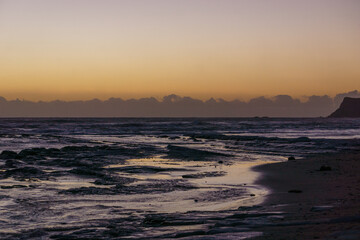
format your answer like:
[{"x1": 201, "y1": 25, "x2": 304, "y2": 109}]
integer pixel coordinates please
[{"x1": 0, "y1": 90, "x2": 358, "y2": 117}]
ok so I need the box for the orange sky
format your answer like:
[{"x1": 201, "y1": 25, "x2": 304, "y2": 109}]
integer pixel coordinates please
[{"x1": 1, "y1": 0, "x2": 360, "y2": 101}]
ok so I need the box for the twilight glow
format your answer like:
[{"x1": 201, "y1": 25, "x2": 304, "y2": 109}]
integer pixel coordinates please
[{"x1": 1, "y1": 0, "x2": 360, "y2": 101}]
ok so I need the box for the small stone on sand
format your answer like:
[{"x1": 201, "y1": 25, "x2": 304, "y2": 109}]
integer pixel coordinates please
[
  {"x1": 288, "y1": 189, "x2": 302, "y2": 193},
  {"x1": 319, "y1": 165, "x2": 332, "y2": 171}
]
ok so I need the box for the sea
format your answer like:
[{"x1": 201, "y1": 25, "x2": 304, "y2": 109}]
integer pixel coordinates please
[{"x1": 0, "y1": 118, "x2": 359, "y2": 239}]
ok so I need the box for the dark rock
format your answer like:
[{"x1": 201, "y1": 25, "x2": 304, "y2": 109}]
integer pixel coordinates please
[
  {"x1": 175, "y1": 230, "x2": 206, "y2": 238},
  {"x1": 167, "y1": 145, "x2": 232, "y2": 161},
  {"x1": 158, "y1": 135, "x2": 169, "y2": 138},
  {"x1": 93, "y1": 176, "x2": 136, "y2": 186},
  {"x1": 69, "y1": 166, "x2": 105, "y2": 177},
  {"x1": 18, "y1": 148, "x2": 47, "y2": 158},
  {"x1": 238, "y1": 205, "x2": 262, "y2": 211},
  {"x1": 329, "y1": 97, "x2": 360, "y2": 118},
  {"x1": 15, "y1": 229, "x2": 48, "y2": 239},
  {"x1": 294, "y1": 137, "x2": 311, "y2": 142},
  {"x1": 181, "y1": 171, "x2": 226, "y2": 179},
  {"x1": 169, "y1": 136, "x2": 180, "y2": 140},
  {"x1": 60, "y1": 179, "x2": 197, "y2": 195},
  {"x1": 288, "y1": 189, "x2": 302, "y2": 193},
  {"x1": 1, "y1": 184, "x2": 27, "y2": 189},
  {"x1": 0, "y1": 150, "x2": 18, "y2": 160},
  {"x1": 142, "y1": 215, "x2": 170, "y2": 227},
  {"x1": 4, "y1": 159, "x2": 21, "y2": 168},
  {"x1": 59, "y1": 186, "x2": 115, "y2": 195},
  {"x1": 319, "y1": 165, "x2": 332, "y2": 171},
  {"x1": 288, "y1": 156, "x2": 296, "y2": 161},
  {"x1": 114, "y1": 165, "x2": 189, "y2": 174},
  {"x1": 4, "y1": 166, "x2": 46, "y2": 180},
  {"x1": 190, "y1": 136, "x2": 200, "y2": 142},
  {"x1": 229, "y1": 212, "x2": 277, "y2": 219}
]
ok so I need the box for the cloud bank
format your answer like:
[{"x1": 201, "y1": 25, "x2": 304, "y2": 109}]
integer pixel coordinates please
[{"x1": 0, "y1": 90, "x2": 359, "y2": 117}]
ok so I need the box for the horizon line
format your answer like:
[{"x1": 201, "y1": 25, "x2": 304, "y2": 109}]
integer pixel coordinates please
[{"x1": 1, "y1": 90, "x2": 359, "y2": 103}]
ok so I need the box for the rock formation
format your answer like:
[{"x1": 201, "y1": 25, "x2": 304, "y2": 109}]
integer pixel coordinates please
[{"x1": 329, "y1": 97, "x2": 360, "y2": 118}]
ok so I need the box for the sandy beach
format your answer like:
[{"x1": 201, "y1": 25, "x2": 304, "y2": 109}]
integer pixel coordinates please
[{"x1": 251, "y1": 151, "x2": 360, "y2": 240}]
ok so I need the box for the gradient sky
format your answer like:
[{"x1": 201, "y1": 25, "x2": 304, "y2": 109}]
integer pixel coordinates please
[{"x1": 1, "y1": 0, "x2": 360, "y2": 101}]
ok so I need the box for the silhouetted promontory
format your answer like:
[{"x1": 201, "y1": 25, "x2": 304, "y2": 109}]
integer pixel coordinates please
[
  {"x1": 0, "y1": 90, "x2": 359, "y2": 117},
  {"x1": 329, "y1": 97, "x2": 360, "y2": 118}
]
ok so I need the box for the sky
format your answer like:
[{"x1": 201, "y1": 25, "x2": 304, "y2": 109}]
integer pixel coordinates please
[{"x1": 0, "y1": 0, "x2": 360, "y2": 101}]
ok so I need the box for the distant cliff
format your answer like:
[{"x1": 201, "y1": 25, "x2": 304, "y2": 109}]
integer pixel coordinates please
[{"x1": 329, "y1": 97, "x2": 360, "y2": 118}]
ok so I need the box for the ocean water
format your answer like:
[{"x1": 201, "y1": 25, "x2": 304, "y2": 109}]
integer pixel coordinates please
[{"x1": 0, "y1": 118, "x2": 359, "y2": 239}]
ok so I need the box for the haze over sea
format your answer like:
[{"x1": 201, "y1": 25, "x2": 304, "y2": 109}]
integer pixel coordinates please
[{"x1": 0, "y1": 118, "x2": 359, "y2": 239}]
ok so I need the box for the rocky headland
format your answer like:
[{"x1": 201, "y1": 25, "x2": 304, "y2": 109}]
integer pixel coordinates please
[{"x1": 329, "y1": 97, "x2": 360, "y2": 118}]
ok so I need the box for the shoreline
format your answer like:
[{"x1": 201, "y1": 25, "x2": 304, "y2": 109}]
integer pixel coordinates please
[{"x1": 250, "y1": 151, "x2": 360, "y2": 240}]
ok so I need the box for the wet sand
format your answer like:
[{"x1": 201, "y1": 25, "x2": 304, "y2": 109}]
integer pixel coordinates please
[{"x1": 252, "y1": 151, "x2": 360, "y2": 240}]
